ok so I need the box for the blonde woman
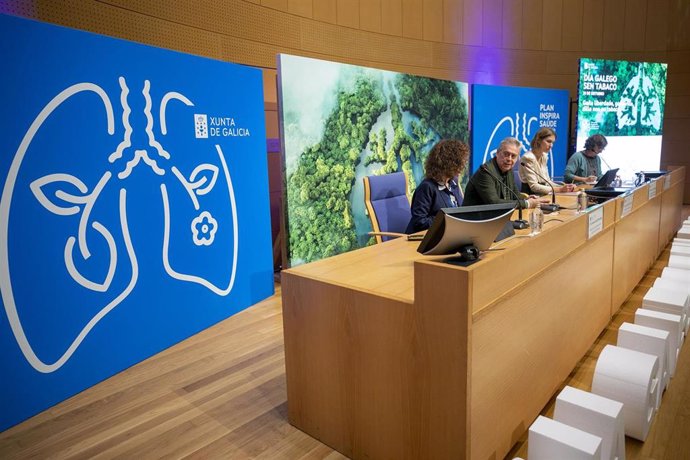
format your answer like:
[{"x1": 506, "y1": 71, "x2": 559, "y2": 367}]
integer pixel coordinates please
[{"x1": 519, "y1": 127, "x2": 576, "y2": 195}]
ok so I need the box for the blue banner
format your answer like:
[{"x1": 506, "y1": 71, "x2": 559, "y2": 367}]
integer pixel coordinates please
[
  {"x1": 471, "y1": 84, "x2": 570, "y2": 179},
  {"x1": 0, "y1": 14, "x2": 273, "y2": 431}
]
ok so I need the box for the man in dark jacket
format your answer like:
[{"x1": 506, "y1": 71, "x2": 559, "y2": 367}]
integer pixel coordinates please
[{"x1": 463, "y1": 137, "x2": 548, "y2": 209}]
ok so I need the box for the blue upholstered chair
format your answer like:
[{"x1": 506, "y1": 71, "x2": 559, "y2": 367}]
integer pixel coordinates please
[
  {"x1": 363, "y1": 171, "x2": 411, "y2": 243},
  {"x1": 513, "y1": 162, "x2": 523, "y2": 192}
]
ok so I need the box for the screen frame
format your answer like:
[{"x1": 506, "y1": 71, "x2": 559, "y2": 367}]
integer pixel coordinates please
[{"x1": 417, "y1": 203, "x2": 517, "y2": 255}]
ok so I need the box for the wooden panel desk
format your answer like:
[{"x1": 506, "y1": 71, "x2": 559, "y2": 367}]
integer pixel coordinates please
[{"x1": 282, "y1": 168, "x2": 685, "y2": 460}]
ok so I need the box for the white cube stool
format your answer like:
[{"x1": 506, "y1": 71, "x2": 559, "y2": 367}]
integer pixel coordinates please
[
  {"x1": 654, "y1": 277, "x2": 690, "y2": 296},
  {"x1": 661, "y1": 266, "x2": 690, "y2": 284},
  {"x1": 635, "y1": 308, "x2": 682, "y2": 377},
  {"x1": 642, "y1": 285, "x2": 689, "y2": 335},
  {"x1": 668, "y1": 254, "x2": 690, "y2": 270},
  {"x1": 617, "y1": 322, "x2": 670, "y2": 409},
  {"x1": 678, "y1": 226, "x2": 690, "y2": 239},
  {"x1": 671, "y1": 245, "x2": 690, "y2": 257},
  {"x1": 554, "y1": 386, "x2": 625, "y2": 460},
  {"x1": 592, "y1": 345, "x2": 658, "y2": 441},
  {"x1": 651, "y1": 278, "x2": 690, "y2": 332},
  {"x1": 529, "y1": 416, "x2": 602, "y2": 460}
]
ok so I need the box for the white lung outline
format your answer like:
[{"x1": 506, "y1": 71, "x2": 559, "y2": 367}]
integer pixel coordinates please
[
  {"x1": 482, "y1": 112, "x2": 555, "y2": 177},
  {"x1": 0, "y1": 83, "x2": 141, "y2": 373},
  {"x1": 1, "y1": 79, "x2": 239, "y2": 373},
  {"x1": 64, "y1": 221, "x2": 118, "y2": 292},
  {"x1": 2, "y1": 186, "x2": 137, "y2": 373},
  {"x1": 160, "y1": 92, "x2": 194, "y2": 135},
  {"x1": 161, "y1": 144, "x2": 238, "y2": 296}
]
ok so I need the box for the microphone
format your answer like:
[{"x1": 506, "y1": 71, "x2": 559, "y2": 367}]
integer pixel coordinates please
[
  {"x1": 599, "y1": 155, "x2": 612, "y2": 171},
  {"x1": 520, "y1": 161, "x2": 560, "y2": 213},
  {"x1": 479, "y1": 164, "x2": 529, "y2": 229}
]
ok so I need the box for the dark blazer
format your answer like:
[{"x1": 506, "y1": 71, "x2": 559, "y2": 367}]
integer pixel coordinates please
[
  {"x1": 405, "y1": 177, "x2": 463, "y2": 233},
  {"x1": 462, "y1": 158, "x2": 527, "y2": 207}
]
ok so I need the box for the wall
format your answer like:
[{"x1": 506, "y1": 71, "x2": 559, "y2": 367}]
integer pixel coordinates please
[{"x1": 1, "y1": 0, "x2": 688, "y2": 202}]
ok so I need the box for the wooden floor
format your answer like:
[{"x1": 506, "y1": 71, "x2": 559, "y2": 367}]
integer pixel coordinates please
[{"x1": 1, "y1": 207, "x2": 689, "y2": 460}]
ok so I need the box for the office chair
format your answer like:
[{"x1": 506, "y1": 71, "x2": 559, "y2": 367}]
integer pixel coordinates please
[
  {"x1": 513, "y1": 163, "x2": 524, "y2": 193},
  {"x1": 363, "y1": 171, "x2": 411, "y2": 243}
]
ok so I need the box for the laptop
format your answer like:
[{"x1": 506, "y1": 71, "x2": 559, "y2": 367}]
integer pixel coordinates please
[{"x1": 593, "y1": 168, "x2": 619, "y2": 188}]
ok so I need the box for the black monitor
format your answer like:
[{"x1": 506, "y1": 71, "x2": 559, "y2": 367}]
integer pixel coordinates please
[
  {"x1": 417, "y1": 203, "x2": 517, "y2": 255},
  {"x1": 594, "y1": 168, "x2": 619, "y2": 188}
]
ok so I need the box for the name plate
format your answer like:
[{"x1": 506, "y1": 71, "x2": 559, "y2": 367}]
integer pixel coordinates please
[
  {"x1": 621, "y1": 194, "x2": 634, "y2": 218},
  {"x1": 648, "y1": 180, "x2": 657, "y2": 199},
  {"x1": 588, "y1": 207, "x2": 604, "y2": 239},
  {"x1": 664, "y1": 174, "x2": 671, "y2": 190}
]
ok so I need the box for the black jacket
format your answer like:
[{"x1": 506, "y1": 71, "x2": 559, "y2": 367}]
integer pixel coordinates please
[{"x1": 405, "y1": 177, "x2": 463, "y2": 233}]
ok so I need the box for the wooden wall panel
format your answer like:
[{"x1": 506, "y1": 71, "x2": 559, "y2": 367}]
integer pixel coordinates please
[
  {"x1": 561, "y1": 0, "x2": 584, "y2": 50},
  {"x1": 434, "y1": 44, "x2": 548, "y2": 76},
  {"x1": 462, "y1": 0, "x2": 483, "y2": 46},
  {"x1": 602, "y1": 0, "x2": 625, "y2": 51},
  {"x1": 668, "y1": 0, "x2": 690, "y2": 50},
  {"x1": 638, "y1": 50, "x2": 670, "y2": 63},
  {"x1": 443, "y1": 0, "x2": 463, "y2": 44},
  {"x1": 644, "y1": 0, "x2": 668, "y2": 50},
  {"x1": 313, "y1": 0, "x2": 337, "y2": 23},
  {"x1": 542, "y1": 0, "x2": 563, "y2": 51},
  {"x1": 423, "y1": 0, "x2": 444, "y2": 42},
  {"x1": 502, "y1": 0, "x2": 523, "y2": 49},
  {"x1": 581, "y1": 0, "x2": 604, "y2": 50},
  {"x1": 482, "y1": 0, "x2": 503, "y2": 48},
  {"x1": 4, "y1": 0, "x2": 689, "y2": 202},
  {"x1": 521, "y1": 0, "x2": 542, "y2": 50},
  {"x1": 545, "y1": 51, "x2": 585, "y2": 76},
  {"x1": 288, "y1": 0, "x2": 312, "y2": 17},
  {"x1": 101, "y1": 0, "x2": 302, "y2": 49},
  {"x1": 665, "y1": 95, "x2": 690, "y2": 119},
  {"x1": 337, "y1": 0, "x2": 360, "y2": 28},
  {"x1": 300, "y1": 19, "x2": 433, "y2": 67},
  {"x1": 667, "y1": 50, "x2": 690, "y2": 75},
  {"x1": 667, "y1": 67, "x2": 690, "y2": 98},
  {"x1": 261, "y1": 0, "x2": 288, "y2": 11},
  {"x1": 661, "y1": 143, "x2": 690, "y2": 203},
  {"x1": 623, "y1": 0, "x2": 647, "y2": 51},
  {"x1": 381, "y1": 0, "x2": 403, "y2": 35},
  {"x1": 360, "y1": 0, "x2": 382, "y2": 32},
  {"x1": 663, "y1": 119, "x2": 690, "y2": 142},
  {"x1": 402, "y1": 0, "x2": 423, "y2": 38}
]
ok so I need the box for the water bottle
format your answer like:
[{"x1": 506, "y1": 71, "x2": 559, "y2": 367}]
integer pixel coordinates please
[
  {"x1": 577, "y1": 191, "x2": 588, "y2": 213},
  {"x1": 530, "y1": 203, "x2": 544, "y2": 234},
  {"x1": 613, "y1": 175, "x2": 622, "y2": 188}
]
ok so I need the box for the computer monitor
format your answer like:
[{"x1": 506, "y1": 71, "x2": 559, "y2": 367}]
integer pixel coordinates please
[
  {"x1": 594, "y1": 168, "x2": 619, "y2": 188},
  {"x1": 417, "y1": 203, "x2": 517, "y2": 255}
]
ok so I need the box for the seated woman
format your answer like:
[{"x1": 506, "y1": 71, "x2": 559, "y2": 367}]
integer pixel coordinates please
[
  {"x1": 405, "y1": 139, "x2": 468, "y2": 233},
  {"x1": 519, "y1": 127, "x2": 576, "y2": 196},
  {"x1": 564, "y1": 133, "x2": 607, "y2": 184}
]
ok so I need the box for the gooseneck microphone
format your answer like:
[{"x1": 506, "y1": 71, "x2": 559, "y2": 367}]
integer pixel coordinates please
[
  {"x1": 479, "y1": 164, "x2": 529, "y2": 229},
  {"x1": 520, "y1": 161, "x2": 560, "y2": 213},
  {"x1": 599, "y1": 155, "x2": 612, "y2": 172}
]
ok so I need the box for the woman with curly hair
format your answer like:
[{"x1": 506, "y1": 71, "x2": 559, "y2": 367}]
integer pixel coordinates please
[{"x1": 405, "y1": 139, "x2": 469, "y2": 233}]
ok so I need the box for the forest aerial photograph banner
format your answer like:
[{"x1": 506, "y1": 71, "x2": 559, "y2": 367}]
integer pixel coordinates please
[
  {"x1": 277, "y1": 54, "x2": 469, "y2": 266},
  {"x1": 576, "y1": 58, "x2": 667, "y2": 180}
]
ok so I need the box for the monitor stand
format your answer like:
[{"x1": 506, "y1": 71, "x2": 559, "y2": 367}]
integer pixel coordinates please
[{"x1": 444, "y1": 244, "x2": 480, "y2": 266}]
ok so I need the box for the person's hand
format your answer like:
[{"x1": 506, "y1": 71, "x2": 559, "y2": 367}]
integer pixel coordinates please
[
  {"x1": 527, "y1": 197, "x2": 551, "y2": 208},
  {"x1": 560, "y1": 184, "x2": 576, "y2": 193},
  {"x1": 586, "y1": 175, "x2": 597, "y2": 183}
]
